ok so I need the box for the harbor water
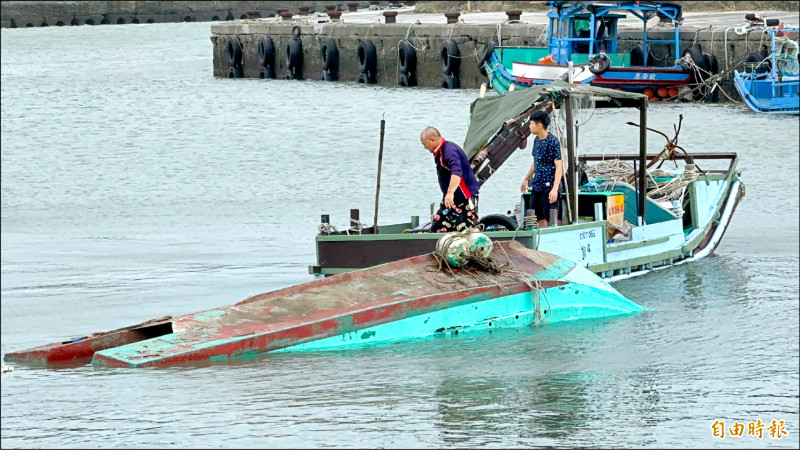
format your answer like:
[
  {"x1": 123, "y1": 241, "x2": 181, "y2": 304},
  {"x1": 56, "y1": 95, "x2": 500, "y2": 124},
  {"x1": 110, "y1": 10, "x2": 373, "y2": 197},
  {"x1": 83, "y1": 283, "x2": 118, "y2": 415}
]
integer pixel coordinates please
[{"x1": 1, "y1": 22, "x2": 798, "y2": 448}]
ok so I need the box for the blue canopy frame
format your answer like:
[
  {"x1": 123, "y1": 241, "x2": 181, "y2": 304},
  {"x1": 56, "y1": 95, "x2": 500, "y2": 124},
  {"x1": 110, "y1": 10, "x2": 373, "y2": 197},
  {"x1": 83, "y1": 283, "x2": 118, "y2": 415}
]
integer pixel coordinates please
[{"x1": 545, "y1": 1, "x2": 683, "y2": 66}]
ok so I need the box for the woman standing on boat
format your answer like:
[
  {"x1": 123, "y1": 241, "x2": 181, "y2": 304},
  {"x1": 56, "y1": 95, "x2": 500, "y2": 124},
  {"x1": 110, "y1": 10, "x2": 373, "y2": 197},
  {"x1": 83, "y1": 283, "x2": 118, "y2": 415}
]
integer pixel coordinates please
[
  {"x1": 521, "y1": 111, "x2": 563, "y2": 227},
  {"x1": 420, "y1": 126, "x2": 481, "y2": 232}
]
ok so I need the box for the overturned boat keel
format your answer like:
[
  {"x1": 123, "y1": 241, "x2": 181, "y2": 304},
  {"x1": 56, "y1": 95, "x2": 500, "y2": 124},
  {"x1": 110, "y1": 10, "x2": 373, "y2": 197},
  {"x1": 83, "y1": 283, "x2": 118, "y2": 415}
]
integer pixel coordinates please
[{"x1": 4, "y1": 242, "x2": 643, "y2": 368}]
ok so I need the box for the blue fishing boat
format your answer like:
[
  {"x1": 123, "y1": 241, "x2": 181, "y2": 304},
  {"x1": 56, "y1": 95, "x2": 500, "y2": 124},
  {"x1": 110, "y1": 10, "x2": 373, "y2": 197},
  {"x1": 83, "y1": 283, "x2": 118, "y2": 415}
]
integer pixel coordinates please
[
  {"x1": 732, "y1": 26, "x2": 799, "y2": 114},
  {"x1": 479, "y1": 1, "x2": 718, "y2": 101},
  {"x1": 310, "y1": 84, "x2": 745, "y2": 282}
]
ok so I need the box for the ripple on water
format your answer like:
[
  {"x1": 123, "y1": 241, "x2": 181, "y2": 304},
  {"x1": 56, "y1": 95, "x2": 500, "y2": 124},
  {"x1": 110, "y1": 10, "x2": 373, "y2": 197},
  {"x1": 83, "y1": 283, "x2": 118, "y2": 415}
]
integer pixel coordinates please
[{"x1": 2, "y1": 22, "x2": 799, "y2": 449}]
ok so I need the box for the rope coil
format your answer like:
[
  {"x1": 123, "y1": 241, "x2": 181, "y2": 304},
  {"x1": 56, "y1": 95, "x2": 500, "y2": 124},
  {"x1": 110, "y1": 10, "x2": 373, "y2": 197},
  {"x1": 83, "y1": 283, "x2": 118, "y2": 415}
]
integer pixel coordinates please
[
  {"x1": 318, "y1": 223, "x2": 338, "y2": 234},
  {"x1": 427, "y1": 230, "x2": 550, "y2": 326},
  {"x1": 345, "y1": 218, "x2": 364, "y2": 235}
]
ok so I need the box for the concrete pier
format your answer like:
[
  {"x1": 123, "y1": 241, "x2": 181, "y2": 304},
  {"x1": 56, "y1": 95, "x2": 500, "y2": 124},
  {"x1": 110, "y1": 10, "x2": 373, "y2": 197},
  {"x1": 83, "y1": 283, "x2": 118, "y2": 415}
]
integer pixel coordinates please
[
  {"x1": 210, "y1": 7, "x2": 799, "y2": 95},
  {"x1": 0, "y1": 1, "x2": 358, "y2": 28}
]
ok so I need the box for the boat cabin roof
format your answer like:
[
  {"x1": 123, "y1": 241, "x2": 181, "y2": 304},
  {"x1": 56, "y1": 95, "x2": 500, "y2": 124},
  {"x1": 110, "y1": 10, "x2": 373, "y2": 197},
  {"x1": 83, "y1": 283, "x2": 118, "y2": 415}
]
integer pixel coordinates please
[
  {"x1": 547, "y1": 1, "x2": 682, "y2": 22},
  {"x1": 463, "y1": 82, "x2": 645, "y2": 162},
  {"x1": 572, "y1": 12, "x2": 626, "y2": 19}
]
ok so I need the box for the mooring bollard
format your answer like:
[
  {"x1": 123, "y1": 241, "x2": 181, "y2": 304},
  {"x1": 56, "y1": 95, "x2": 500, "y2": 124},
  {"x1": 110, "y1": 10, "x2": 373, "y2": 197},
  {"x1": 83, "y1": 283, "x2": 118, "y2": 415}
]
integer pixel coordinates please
[
  {"x1": 327, "y1": 10, "x2": 342, "y2": 21},
  {"x1": 347, "y1": 2, "x2": 359, "y2": 12},
  {"x1": 350, "y1": 208, "x2": 361, "y2": 231},
  {"x1": 298, "y1": 6, "x2": 310, "y2": 15},
  {"x1": 444, "y1": 12, "x2": 460, "y2": 24},
  {"x1": 383, "y1": 10, "x2": 397, "y2": 24},
  {"x1": 280, "y1": 11, "x2": 293, "y2": 21},
  {"x1": 505, "y1": 9, "x2": 522, "y2": 21}
]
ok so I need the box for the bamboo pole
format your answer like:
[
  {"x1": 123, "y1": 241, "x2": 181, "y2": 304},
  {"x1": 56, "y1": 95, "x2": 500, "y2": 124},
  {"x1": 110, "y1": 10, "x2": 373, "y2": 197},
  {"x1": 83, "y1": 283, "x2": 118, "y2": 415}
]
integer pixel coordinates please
[{"x1": 373, "y1": 114, "x2": 386, "y2": 234}]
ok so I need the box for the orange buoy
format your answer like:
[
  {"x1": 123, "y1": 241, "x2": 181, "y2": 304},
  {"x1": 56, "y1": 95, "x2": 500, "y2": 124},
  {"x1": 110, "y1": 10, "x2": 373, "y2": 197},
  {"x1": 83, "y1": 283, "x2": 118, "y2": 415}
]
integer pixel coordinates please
[
  {"x1": 657, "y1": 87, "x2": 668, "y2": 97},
  {"x1": 614, "y1": 87, "x2": 624, "y2": 91},
  {"x1": 778, "y1": 22, "x2": 790, "y2": 37},
  {"x1": 538, "y1": 54, "x2": 555, "y2": 65},
  {"x1": 643, "y1": 88, "x2": 654, "y2": 98},
  {"x1": 650, "y1": 96, "x2": 660, "y2": 101},
  {"x1": 668, "y1": 87, "x2": 679, "y2": 97}
]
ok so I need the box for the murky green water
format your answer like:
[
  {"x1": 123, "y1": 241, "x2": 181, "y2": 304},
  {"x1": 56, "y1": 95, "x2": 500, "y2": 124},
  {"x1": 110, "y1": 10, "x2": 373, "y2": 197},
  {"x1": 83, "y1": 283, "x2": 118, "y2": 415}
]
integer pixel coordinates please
[{"x1": 2, "y1": 22, "x2": 798, "y2": 448}]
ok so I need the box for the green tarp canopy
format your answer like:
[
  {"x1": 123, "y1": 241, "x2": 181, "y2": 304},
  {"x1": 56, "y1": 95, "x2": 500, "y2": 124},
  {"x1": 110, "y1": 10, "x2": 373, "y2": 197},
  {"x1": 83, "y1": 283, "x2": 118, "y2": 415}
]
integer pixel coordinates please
[{"x1": 462, "y1": 82, "x2": 647, "y2": 160}]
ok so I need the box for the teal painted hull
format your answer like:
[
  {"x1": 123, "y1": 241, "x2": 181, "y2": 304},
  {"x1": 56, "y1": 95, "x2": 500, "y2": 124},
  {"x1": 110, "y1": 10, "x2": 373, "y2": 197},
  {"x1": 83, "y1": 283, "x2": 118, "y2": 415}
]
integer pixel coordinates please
[{"x1": 278, "y1": 264, "x2": 642, "y2": 353}]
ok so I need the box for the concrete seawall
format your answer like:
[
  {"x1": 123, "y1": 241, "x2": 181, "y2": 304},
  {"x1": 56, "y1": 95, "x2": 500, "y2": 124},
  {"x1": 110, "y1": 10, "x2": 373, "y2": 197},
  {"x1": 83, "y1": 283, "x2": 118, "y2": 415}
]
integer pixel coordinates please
[
  {"x1": 210, "y1": 14, "x2": 799, "y2": 96},
  {"x1": 0, "y1": 1, "x2": 364, "y2": 28}
]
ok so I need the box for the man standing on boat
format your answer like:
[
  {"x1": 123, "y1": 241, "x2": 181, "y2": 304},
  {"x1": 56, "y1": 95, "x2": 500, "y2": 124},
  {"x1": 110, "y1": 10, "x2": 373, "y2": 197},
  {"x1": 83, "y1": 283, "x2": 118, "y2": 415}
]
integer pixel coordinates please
[
  {"x1": 521, "y1": 111, "x2": 563, "y2": 227},
  {"x1": 420, "y1": 127, "x2": 480, "y2": 232}
]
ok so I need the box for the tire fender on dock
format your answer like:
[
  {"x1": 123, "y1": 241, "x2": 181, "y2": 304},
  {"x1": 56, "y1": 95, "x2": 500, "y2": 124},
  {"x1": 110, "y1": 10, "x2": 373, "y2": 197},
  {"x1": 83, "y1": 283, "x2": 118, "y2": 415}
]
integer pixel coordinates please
[
  {"x1": 399, "y1": 72, "x2": 417, "y2": 87},
  {"x1": 440, "y1": 39, "x2": 461, "y2": 75},
  {"x1": 357, "y1": 39, "x2": 377, "y2": 81},
  {"x1": 320, "y1": 38, "x2": 339, "y2": 81},
  {"x1": 321, "y1": 38, "x2": 339, "y2": 71},
  {"x1": 478, "y1": 39, "x2": 497, "y2": 77},
  {"x1": 258, "y1": 35, "x2": 275, "y2": 68},
  {"x1": 441, "y1": 73, "x2": 460, "y2": 89},
  {"x1": 227, "y1": 66, "x2": 243, "y2": 78},
  {"x1": 680, "y1": 44, "x2": 706, "y2": 72},
  {"x1": 285, "y1": 37, "x2": 303, "y2": 79},
  {"x1": 398, "y1": 40, "x2": 417, "y2": 75},
  {"x1": 629, "y1": 44, "x2": 645, "y2": 66},
  {"x1": 227, "y1": 36, "x2": 242, "y2": 68}
]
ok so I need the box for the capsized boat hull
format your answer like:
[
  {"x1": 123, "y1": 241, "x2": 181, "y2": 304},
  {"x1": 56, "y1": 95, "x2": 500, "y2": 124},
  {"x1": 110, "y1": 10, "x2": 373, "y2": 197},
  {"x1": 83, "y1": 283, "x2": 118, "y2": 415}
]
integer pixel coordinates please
[{"x1": 4, "y1": 242, "x2": 642, "y2": 368}]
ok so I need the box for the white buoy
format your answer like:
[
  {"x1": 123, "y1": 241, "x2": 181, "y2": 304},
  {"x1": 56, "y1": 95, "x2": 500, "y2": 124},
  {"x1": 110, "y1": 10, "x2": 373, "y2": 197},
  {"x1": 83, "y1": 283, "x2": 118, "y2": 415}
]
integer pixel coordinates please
[
  {"x1": 465, "y1": 232, "x2": 493, "y2": 259},
  {"x1": 435, "y1": 233, "x2": 470, "y2": 267}
]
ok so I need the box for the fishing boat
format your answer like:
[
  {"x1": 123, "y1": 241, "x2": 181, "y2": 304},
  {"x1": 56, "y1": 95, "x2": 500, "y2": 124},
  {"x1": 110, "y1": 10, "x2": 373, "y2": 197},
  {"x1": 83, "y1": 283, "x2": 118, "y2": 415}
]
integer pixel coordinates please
[
  {"x1": 732, "y1": 26, "x2": 799, "y2": 114},
  {"x1": 3, "y1": 240, "x2": 642, "y2": 368},
  {"x1": 309, "y1": 83, "x2": 745, "y2": 281},
  {"x1": 479, "y1": 1, "x2": 719, "y2": 101}
]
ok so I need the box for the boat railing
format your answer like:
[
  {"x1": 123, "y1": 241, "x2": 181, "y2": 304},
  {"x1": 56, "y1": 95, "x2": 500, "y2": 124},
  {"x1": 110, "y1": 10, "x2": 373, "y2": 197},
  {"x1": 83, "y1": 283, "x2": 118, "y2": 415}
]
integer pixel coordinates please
[
  {"x1": 579, "y1": 152, "x2": 739, "y2": 178},
  {"x1": 742, "y1": 61, "x2": 769, "y2": 74}
]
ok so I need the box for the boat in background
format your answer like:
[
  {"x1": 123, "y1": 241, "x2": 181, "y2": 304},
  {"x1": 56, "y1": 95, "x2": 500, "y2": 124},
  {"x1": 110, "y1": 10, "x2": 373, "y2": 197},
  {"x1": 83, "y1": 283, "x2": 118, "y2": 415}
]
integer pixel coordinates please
[
  {"x1": 479, "y1": 1, "x2": 719, "y2": 101},
  {"x1": 3, "y1": 241, "x2": 642, "y2": 368},
  {"x1": 732, "y1": 25, "x2": 799, "y2": 114},
  {"x1": 310, "y1": 83, "x2": 745, "y2": 281}
]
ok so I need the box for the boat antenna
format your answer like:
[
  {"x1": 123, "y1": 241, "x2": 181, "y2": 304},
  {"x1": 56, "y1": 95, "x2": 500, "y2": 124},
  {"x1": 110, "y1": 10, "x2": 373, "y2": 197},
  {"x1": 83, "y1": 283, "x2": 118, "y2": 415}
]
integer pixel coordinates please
[{"x1": 373, "y1": 113, "x2": 386, "y2": 234}]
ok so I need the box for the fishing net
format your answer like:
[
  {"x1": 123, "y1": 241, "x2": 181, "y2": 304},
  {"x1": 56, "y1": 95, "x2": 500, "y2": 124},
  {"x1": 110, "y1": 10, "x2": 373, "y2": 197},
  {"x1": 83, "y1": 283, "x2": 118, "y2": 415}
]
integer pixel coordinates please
[{"x1": 774, "y1": 36, "x2": 799, "y2": 75}]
